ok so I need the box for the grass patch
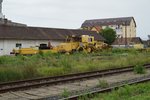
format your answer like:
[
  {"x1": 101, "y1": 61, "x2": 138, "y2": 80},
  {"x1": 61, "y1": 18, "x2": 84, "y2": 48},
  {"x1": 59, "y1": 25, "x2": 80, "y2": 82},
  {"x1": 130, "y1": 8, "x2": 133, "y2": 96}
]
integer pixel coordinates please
[
  {"x1": 97, "y1": 80, "x2": 109, "y2": 88},
  {"x1": 134, "y1": 64, "x2": 146, "y2": 74},
  {"x1": 92, "y1": 82, "x2": 150, "y2": 100},
  {"x1": 62, "y1": 89, "x2": 70, "y2": 98},
  {"x1": 0, "y1": 49, "x2": 150, "y2": 83}
]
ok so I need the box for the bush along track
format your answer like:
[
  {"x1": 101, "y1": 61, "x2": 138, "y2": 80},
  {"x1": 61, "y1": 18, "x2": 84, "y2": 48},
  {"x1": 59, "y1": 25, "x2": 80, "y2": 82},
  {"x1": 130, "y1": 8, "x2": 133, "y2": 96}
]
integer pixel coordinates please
[
  {"x1": 0, "y1": 63, "x2": 150, "y2": 94},
  {"x1": 0, "y1": 49, "x2": 150, "y2": 83},
  {"x1": 64, "y1": 75, "x2": 150, "y2": 100},
  {"x1": 92, "y1": 82, "x2": 150, "y2": 100}
]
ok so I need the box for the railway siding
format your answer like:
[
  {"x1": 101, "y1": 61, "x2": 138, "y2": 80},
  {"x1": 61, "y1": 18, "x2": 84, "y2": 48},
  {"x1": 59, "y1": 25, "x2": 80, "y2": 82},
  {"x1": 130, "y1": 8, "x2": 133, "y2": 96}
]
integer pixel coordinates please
[{"x1": 0, "y1": 67, "x2": 150, "y2": 100}]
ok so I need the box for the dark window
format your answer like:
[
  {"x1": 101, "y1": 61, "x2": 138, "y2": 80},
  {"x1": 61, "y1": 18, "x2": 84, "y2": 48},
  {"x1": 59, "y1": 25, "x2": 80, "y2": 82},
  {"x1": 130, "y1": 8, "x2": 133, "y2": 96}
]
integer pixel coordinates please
[
  {"x1": 39, "y1": 44, "x2": 50, "y2": 50},
  {"x1": 16, "y1": 43, "x2": 22, "y2": 48},
  {"x1": 88, "y1": 38, "x2": 93, "y2": 42}
]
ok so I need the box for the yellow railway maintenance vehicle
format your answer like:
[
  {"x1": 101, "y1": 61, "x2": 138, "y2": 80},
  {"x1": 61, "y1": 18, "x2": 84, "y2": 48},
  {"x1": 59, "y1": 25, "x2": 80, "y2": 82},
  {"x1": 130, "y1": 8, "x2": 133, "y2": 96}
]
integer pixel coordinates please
[
  {"x1": 56, "y1": 35, "x2": 109, "y2": 53},
  {"x1": 54, "y1": 35, "x2": 96, "y2": 53},
  {"x1": 12, "y1": 35, "x2": 108, "y2": 55}
]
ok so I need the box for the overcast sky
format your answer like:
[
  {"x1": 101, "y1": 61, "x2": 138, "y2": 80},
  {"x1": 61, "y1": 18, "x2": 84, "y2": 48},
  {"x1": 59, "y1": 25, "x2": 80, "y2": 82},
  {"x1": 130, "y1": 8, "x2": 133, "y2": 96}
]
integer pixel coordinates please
[{"x1": 2, "y1": 0, "x2": 150, "y2": 40}]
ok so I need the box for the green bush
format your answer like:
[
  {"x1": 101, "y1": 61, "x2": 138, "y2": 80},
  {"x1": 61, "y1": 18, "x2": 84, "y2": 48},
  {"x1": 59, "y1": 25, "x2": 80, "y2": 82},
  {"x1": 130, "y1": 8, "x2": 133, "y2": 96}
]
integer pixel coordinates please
[
  {"x1": 62, "y1": 89, "x2": 70, "y2": 98},
  {"x1": 0, "y1": 49, "x2": 150, "y2": 82},
  {"x1": 92, "y1": 82, "x2": 150, "y2": 100},
  {"x1": 134, "y1": 64, "x2": 146, "y2": 74},
  {"x1": 0, "y1": 68, "x2": 23, "y2": 82},
  {"x1": 0, "y1": 56, "x2": 6, "y2": 64},
  {"x1": 22, "y1": 66, "x2": 38, "y2": 79},
  {"x1": 38, "y1": 67, "x2": 65, "y2": 76},
  {"x1": 97, "y1": 80, "x2": 109, "y2": 88},
  {"x1": 61, "y1": 57, "x2": 73, "y2": 72}
]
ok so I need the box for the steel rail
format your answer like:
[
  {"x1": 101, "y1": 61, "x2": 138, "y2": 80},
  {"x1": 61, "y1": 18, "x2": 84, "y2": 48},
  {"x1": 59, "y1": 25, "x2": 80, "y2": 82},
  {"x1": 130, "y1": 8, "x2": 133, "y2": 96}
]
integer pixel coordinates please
[
  {"x1": 64, "y1": 76, "x2": 150, "y2": 100},
  {"x1": 0, "y1": 63, "x2": 150, "y2": 93}
]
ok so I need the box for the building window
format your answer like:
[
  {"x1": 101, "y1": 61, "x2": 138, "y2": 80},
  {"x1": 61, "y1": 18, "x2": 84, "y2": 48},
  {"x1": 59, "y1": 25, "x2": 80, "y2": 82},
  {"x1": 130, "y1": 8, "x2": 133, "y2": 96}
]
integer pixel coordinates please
[{"x1": 16, "y1": 43, "x2": 22, "y2": 48}]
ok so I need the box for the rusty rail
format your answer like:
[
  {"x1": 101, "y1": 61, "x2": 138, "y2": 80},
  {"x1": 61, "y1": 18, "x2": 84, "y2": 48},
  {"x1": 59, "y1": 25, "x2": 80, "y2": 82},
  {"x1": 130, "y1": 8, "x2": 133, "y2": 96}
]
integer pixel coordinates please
[
  {"x1": 0, "y1": 63, "x2": 150, "y2": 94},
  {"x1": 64, "y1": 76, "x2": 150, "y2": 100}
]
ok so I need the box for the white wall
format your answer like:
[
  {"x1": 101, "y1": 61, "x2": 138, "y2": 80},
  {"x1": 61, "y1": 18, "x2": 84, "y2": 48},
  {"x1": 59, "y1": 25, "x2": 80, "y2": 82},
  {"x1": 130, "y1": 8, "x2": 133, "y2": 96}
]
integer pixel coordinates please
[
  {"x1": 0, "y1": 39, "x2": 63, "y2": 56},
  {"x1": 101, "y1": 20, "x2": 136, "y2": 38}
]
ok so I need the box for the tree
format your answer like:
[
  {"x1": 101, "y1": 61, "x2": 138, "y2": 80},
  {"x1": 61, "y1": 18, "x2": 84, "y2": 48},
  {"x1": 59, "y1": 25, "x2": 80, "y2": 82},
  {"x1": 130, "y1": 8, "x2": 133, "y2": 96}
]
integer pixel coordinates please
[{"x1": 100, "y1": 27, "x2": 117, "y2": 45}]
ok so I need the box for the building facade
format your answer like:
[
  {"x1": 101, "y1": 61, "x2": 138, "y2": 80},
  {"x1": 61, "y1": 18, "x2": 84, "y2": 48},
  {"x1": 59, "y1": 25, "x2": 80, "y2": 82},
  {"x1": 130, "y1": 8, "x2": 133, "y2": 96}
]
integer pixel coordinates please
[
  {"x1": 0, "y1": 40, "x2": 62, "y2": 56},
  {"x1": 81, "y1": 17, "x2": 137, "y2": 38},
  {"x1": 112, "y1": 37, "x2": 143, "y2": 48}
]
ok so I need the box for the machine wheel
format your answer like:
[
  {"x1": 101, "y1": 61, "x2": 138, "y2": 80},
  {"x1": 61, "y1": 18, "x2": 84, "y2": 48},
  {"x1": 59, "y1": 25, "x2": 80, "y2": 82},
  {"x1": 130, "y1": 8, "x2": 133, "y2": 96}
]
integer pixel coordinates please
[
  {"x1": 78, "y1": 47, "x2": 84, "y2": 52},
  {"x1": 15, "y1": 53, "x2": 19, "y2": 56},
  {"x1": 71, "y1": 49, "x2": 76, "y2": 54},
  {"x1": 87, "y1": 47, "x2": 92, "y2": 53}
]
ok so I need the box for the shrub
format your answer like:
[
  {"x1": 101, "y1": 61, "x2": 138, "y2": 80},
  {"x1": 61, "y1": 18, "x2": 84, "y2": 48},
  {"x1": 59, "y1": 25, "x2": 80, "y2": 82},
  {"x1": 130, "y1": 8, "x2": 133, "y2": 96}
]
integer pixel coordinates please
[
  {"x1": 92, "y1": 82, "x2": 150, "y2": 100},
  {"x1": 97, "y1": 80, "x2": 109, "y2": 88},
  {"x1": 38, "y1": 67, "x2": 65, "y2": 76},
  {"x1": 134, "y1": 64, "x2": 146, "y2": 74},
  {"x1": 0, "y1": 50, "x2": 150, "y2": 83},
  {"x1": 61, "y1": 57, "x2": 73, "y2": 72},
  {"x1": 0, "y1": 68, "x2": 23, "y2": 82},
  {"x1": 0, "y1": 56, "x2": 6, "y2": 64},
  {"x1": 22, "y1": 65, "x2": 39, "y2": 79},
  {"x1": 62, "y1": 89, "x2": 70, "y2": 98}
]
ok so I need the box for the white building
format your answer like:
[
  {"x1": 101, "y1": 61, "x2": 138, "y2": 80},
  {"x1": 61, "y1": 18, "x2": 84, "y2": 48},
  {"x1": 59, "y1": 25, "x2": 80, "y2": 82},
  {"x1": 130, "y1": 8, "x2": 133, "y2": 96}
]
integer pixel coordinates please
[
  {"x1": 0, "y1": 25, "x2": 105, "y2": 56},
  {"x1": 81, "y1": 17, "x2": 137, "y2": 38}
]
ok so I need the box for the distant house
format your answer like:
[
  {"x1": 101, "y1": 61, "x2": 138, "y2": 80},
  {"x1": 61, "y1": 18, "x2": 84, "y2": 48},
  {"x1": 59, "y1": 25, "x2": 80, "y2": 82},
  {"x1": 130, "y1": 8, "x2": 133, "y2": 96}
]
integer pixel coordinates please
[
  {"x1": 0, "y1": 25, "x2": 105, "y2": 56},
  {"x1": 148, "y1": 40, "x2": 150, "y2": 47},
  {"x1": 145, "y1": 40, "x2": 150, "y2": 47},
  {"x1": 112, "y1": 37, "x2": 143, "y2": 48},
  {"x1": 81, "y1": 17, "x2": 137, "y2": 38}
]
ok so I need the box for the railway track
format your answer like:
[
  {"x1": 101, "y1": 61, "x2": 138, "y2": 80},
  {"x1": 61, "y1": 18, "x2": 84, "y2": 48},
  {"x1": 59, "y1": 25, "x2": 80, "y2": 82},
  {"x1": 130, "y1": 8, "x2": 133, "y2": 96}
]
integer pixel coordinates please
[
  {"x1": 0, "y1": 63, "x2": 150, "y2": 94},
  {"x1": 64, "y1": 75, "x2": 150, "y2": 100}
]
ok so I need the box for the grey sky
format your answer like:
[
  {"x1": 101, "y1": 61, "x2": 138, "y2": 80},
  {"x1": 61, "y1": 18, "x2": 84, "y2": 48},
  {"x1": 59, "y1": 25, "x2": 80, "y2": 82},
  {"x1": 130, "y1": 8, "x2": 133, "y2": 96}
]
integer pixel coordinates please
[{"x1": 2, "y1": 0, "x2": 150, "y2": 40}]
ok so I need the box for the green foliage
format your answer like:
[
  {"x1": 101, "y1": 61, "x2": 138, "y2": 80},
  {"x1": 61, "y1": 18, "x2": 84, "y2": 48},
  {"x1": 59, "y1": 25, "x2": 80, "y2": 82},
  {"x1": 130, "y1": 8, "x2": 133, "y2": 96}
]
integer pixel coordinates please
[
  {"x1": 0, "y1": 68, "x2": 23, "y2": 82},
  {"x1": 61, "y1": 57, "x2": 73, "y2": 72},
  {"x1": 38, "y1": 67, "x2": 65, "y2": 76},
  {"x1": 62, "y1": 89, "x2": 70, "y2": 98},
  {"x1": 100, "y1": 27, "x2": 117, "y2": 45},
  {"x1": 134, "y1": 64, "x2": 146, "y2": 74},
  {"x1": 0, "y1": 56, "x2": 6, "y2": 64},
  {"x1": 79, "y1": 89, "x2": 95, "y2": 100},
  {"x1": 0, "y1": 49, "x2": 150, "y2": 83},
  {"x1": 92, "y1": 82, "x2": 150, "y2": 100},
  {"x1": 22, "y1": 66, "x2": 38, "y2": 78},
  {"x1": 97, "y1": 80, "x2": 109, "y2": 88}
]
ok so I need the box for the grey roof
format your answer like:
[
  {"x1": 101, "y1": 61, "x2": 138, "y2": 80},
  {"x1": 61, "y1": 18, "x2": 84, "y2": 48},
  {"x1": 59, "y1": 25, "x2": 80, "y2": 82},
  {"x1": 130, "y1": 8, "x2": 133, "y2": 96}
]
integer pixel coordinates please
[
  {"x1": 0, "y1": 25, "x2": 105, "y2": 41},
  {"x1": 81, "y1": 17, "x2": 136, "y2": 27}
]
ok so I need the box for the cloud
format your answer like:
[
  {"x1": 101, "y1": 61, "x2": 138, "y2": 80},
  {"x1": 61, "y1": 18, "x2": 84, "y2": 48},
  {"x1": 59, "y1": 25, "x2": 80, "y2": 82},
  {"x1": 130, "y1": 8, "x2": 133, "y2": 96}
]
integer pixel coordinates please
[{"x1": 2, "y1": 0, "x2": 150, "y2": 39}]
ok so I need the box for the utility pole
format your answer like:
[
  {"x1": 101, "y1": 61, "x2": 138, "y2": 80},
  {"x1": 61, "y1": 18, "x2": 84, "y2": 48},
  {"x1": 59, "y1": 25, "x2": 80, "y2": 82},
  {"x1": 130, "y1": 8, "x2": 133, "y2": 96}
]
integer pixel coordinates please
[{"x1": 0, "y1": 0, "x2": 4, "y2": 19}]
